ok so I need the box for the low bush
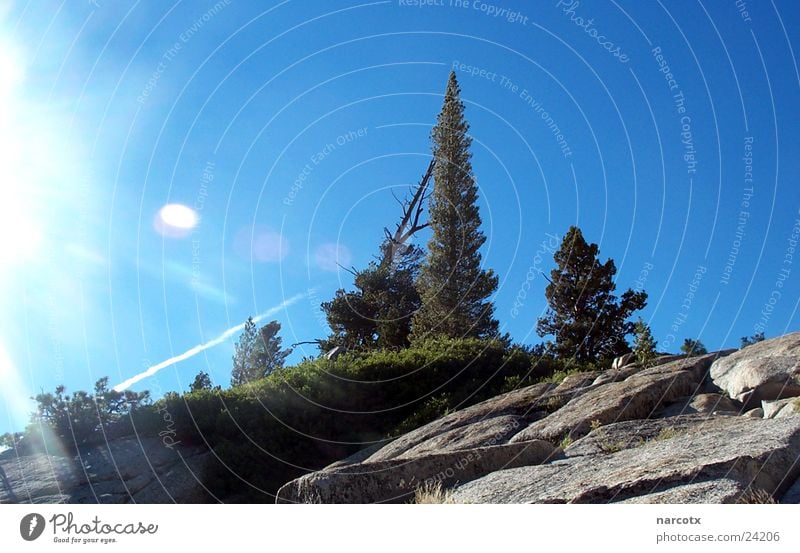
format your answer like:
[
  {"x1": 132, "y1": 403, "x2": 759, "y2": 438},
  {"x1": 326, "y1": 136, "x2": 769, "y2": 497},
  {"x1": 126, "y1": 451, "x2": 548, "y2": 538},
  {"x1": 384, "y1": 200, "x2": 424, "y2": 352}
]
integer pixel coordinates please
[
  {"x1": 25, "y1": 338, "x2": 591, "y2": 501},
  {"x1": 151, "y1": 337, "x2": 539, "y2": 500}
]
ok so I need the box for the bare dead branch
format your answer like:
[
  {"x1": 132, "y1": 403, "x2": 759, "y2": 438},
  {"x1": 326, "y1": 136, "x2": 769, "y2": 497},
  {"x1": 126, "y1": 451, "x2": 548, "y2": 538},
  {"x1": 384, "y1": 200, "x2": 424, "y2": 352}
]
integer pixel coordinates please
[
  {"x1": 336, "y1": 262, "x2": 359, "y2": 276},
  {"x1": 378, "y1": 158, "x2": 436, "y2": 270}
]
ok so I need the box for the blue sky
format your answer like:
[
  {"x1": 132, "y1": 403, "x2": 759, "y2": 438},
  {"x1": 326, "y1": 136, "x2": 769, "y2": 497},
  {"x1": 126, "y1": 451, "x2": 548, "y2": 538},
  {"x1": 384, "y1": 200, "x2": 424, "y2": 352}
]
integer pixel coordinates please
[{"x1": 1, "y1": 0, "x2": 799, "y2": 434}]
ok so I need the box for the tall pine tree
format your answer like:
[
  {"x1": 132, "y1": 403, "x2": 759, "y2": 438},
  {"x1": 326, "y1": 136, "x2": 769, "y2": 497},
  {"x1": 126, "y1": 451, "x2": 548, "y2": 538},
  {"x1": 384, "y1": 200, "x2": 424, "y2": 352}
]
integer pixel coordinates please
[{"x1": 412, "y1": 72, "x2": 499, "y2": 340}]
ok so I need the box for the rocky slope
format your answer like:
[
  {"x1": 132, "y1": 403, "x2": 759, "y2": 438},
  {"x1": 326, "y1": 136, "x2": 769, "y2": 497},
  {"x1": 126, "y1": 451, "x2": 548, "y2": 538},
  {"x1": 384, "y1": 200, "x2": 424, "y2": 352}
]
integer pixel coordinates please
[
  {"x1": 4, "y1": 332, "x2": 799, "y2": 504},
  {"x1": 0, "y1": 437, "x2": 212, "y2": 504},
  {"x1": 277, "y1": 332, "x2": 800, "y2": 503}
]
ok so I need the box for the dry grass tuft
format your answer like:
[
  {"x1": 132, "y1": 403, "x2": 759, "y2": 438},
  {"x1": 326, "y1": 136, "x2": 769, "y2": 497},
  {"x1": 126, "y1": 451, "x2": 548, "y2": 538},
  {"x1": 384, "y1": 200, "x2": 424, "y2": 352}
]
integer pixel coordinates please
[
  {"x1": 414, "y1": 481, "x2": 455, "y2": 504},
  {"x1": 737, "y1": 489, "x2": 776, "y2": 504},
  {"x1": 655, "y1": 427, "x2": 680, "y2": 441}
]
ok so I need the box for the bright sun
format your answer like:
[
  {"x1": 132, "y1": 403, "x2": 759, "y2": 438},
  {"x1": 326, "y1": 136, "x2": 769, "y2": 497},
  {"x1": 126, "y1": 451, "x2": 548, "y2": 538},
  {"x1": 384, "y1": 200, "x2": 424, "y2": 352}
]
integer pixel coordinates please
[
  {"x1": 159, "y1": 204, "x2": 199, "y2": 229},
  {"x1": 154, "y1": 203, "x2": 199, "y2": 238}
]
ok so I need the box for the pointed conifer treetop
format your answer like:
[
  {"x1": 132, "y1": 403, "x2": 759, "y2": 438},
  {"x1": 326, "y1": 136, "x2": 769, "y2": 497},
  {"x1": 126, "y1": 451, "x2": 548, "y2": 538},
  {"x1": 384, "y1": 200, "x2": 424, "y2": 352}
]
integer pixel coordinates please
[{"x1": 412, "y1": 72, "x2": 499, "y2": 340}]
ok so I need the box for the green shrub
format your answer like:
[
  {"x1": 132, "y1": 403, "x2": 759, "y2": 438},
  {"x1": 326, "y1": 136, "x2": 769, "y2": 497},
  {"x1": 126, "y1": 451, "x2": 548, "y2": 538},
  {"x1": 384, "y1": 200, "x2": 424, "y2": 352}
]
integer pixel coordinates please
[
  {"x1": 143, "y1": 337, "x2": 538, "y2": 500},
  {"x1": 393, "y1": 395, "x2": 452, "y2": 436}
]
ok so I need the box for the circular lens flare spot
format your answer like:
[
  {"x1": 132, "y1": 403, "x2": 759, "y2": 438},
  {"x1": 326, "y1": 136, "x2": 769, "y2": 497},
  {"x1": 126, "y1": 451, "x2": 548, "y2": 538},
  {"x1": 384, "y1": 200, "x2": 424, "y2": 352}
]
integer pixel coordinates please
[
  {"x1": 155, "y1": 204, "x2": 198, "y2": 238},
  {"x1": 315, "y1": 243, "x2": 352, "y2": 272}
]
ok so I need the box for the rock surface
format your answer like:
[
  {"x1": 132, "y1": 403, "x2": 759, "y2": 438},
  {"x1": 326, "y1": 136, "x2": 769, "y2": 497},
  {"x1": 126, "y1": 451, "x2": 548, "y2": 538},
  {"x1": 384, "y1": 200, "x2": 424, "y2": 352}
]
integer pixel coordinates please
[
  {"x1": 657, "y1": 393, "x2": 742, "y2": 418},
  {"x1": 277, "y1": 440, "x2": 557, "y2": 503},
  {"x1": 0, "y1": 438, "x2": 212, "y2": 504},
  {"x1": 611, "y1": 353, "x2": 634, "y2": 370},
  {"x1": 509, "y1": 354, "x2": 723, "y2": 443},
  {"x1": 763, "y1": 398, "x2": 800, "y2": 419},
  {"x1": 710, "y1": 332, "x2": 800, "y2": 408},
  {"x1": 615, "y1": 479, "x2": 746, "y2": 504},
  {"x1": 277, "y1": 336, "x2": 800, "y2": 503},
  {"x1": 453, "y1": 417, "x2": 800, "y2": 503},
  {"x1": 562, "y1": 414, "x2": 730, "y2": 458},
  {"x1": 744, "y1": 408, "x2": 764, "y2": 418},
  {"x1": 366, "y1": 382, "x2": 555, "y2": 462}
]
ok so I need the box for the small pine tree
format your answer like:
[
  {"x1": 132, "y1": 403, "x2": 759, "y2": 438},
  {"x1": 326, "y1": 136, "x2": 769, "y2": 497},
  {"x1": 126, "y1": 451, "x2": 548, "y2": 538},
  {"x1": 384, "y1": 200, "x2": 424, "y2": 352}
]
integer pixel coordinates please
[
  {"x1": 31, "y1": 378, "x2": 149, "y2": 447},
  {"x1": 189, "y1": 371, "x2": 213, "y2": 392},
  {"x1": 680, "y1": 338, "x2": 707, "y2": 357},
  {"x1": 412, "y1": 72, "x2": 499, "y2": 340},
  {"x1": 1, "y1": 433, "x2": 15, "y2": 449},
  {"x1": 537, "y1": 226, "x2": 647, "y2": 362},
  {"x1": 231, "y1": 317, "x2": 259, "y2": 387},
  {"x1": 232, "y1": 318, "x2": 292, "y2": 386},
  {"x1": 253, "y1": 320, "x2": 292, "y2": 377},
  {"x1": 740, "y1": 332, "x2": 765, "y2": 348},
  {"x1": 321, "y1": 244, "x2": 422, "y2": 351},
  {"x1": 633, "y1": 319, "x2": 657, "y2": 367}
]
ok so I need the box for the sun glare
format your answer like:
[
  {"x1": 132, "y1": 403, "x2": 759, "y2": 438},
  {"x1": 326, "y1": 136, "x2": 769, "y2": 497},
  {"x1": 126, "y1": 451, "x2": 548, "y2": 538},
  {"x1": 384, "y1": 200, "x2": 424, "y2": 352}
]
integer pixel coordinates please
[
  {"x1": 0, "y1": 341, "x2": 31, "y2": 432},
  {"x1": 0, "y1": 205, "x2": 42, "y2": 266},
  {"x1": 154, "y1": 203, "x2": 199, "y2": 238},
  {"x1": 0, "y1": 38, "x2": 44, "y2": 268}
]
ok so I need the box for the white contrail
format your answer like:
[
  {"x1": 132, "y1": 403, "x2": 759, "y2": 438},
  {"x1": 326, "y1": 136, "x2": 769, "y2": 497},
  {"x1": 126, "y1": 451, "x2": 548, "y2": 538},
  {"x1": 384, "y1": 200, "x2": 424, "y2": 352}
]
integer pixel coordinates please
[{"x1": 113, "y1": 293, "x2": 307, "y2": 392}]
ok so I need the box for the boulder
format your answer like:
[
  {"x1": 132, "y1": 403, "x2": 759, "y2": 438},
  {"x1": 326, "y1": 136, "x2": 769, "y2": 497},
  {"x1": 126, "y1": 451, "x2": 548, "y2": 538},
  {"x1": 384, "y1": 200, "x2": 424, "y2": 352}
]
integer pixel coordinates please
[
  {"x1": 396, "y1": 415, "x2": 524, "y2": 459},
  {"x1": 509, "y1": 360, "x2": 707, "y2": 443},
  {"x1": 366, "y1": 383, "x2": 555, "y2": 462},
  {"x1": 743, "y1": 408, "x2": 764, "y2": 418},
  {"x1": 612, "y1": 353, "x2": 634, "y2": 370},
  {"x1": 592, "y1": 364, "x2": 642, "y2": 386},
  {"x1": 657, "y1": 393, "x2": 742, "y2": 418},
  {"x1": 710, "y1": 332, "x2": 800, "y2": 408},
  {"x1": 615, "y1": 479, "x2": 745, "y2": 504},
  {"x1": 324, "y1": 442, "x2": 387, "y2": 470},
  {"x1": 563, "y1": 415, "x2": 731, "y2": 458},
  {"x1": 652, "y1": 354, "x2": 687, "y2": 366},
  {"x1": 277, "y1": 440, "x2": 557, "y2": 504},
  {"x1": 762, "y1": 398, "x2": 800, "y2": 419},
  {"x1": 552, "y1": 372, "x2": 599, "y2": 394},
  {"x1": 777, "y1": 400, "x2": 800, "y2": 418},
  {"x1": 453, "y1": 416, "x2": 800, "y2": 503},
  {"x1": 635, "y1": 351, "x2": 733, "y2": 382}
]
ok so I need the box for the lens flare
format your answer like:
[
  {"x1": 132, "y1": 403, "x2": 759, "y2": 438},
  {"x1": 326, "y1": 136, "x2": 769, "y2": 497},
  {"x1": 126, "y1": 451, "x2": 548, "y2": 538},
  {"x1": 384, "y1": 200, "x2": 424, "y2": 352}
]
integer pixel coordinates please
[{"x1": 154, "y1": 203, "x2": 198, "y2": 238}]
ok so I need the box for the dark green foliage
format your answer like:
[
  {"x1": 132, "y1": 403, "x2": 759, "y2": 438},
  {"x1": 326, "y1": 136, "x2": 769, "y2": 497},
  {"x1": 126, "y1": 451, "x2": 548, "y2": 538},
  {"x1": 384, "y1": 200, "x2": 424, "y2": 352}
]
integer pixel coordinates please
[
  {"x1": 537, "y1": 226, "x2": 647, "y2": 362},
  {"x1": 412, "y1": 72, "x2": 499, "y2": 341},
  {"x1": 254, "y1": 321, "x2": 292, "y2": 376},
  {"x1": 392, "y1": 395, "x2": 452, "y2": 437},
  {"x1": 30, "y1": 378, "x2": 150, "y2": 449},
  {"x1": 231, "y1": 318, "x2": 291, "y2": 386},
  {"x1": 155, "y1": 338, "x2": 534, "y2": 500},
  {"x1": 632, "y1": 319, "x2": 657, "y2": 367},
  {"x1": 740, "y1": 332, "x2": 765, "y2": 348},
  {"x1": 321, "y1": 244, "x2": 422, "y2": 351},
  {"x1": 680, "y1": 338, "x2": 708, "y2": 356},
  {"x1": 189, "y1": 371, "x2": 218, "y2": 392},
  {"x1": 19, "y1": 339, "x2": 593, "y2": 501},
  {"x1": 0, "y1": 433, "x2": 16, "y2": 449}
]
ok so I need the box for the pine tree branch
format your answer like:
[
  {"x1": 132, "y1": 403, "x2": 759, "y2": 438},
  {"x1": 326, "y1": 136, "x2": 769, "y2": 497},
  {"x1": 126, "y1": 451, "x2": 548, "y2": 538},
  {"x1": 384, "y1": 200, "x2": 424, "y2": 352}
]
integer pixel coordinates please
[{"x1": 379, "y1": 158, "x2": 435, "y2": 270}]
